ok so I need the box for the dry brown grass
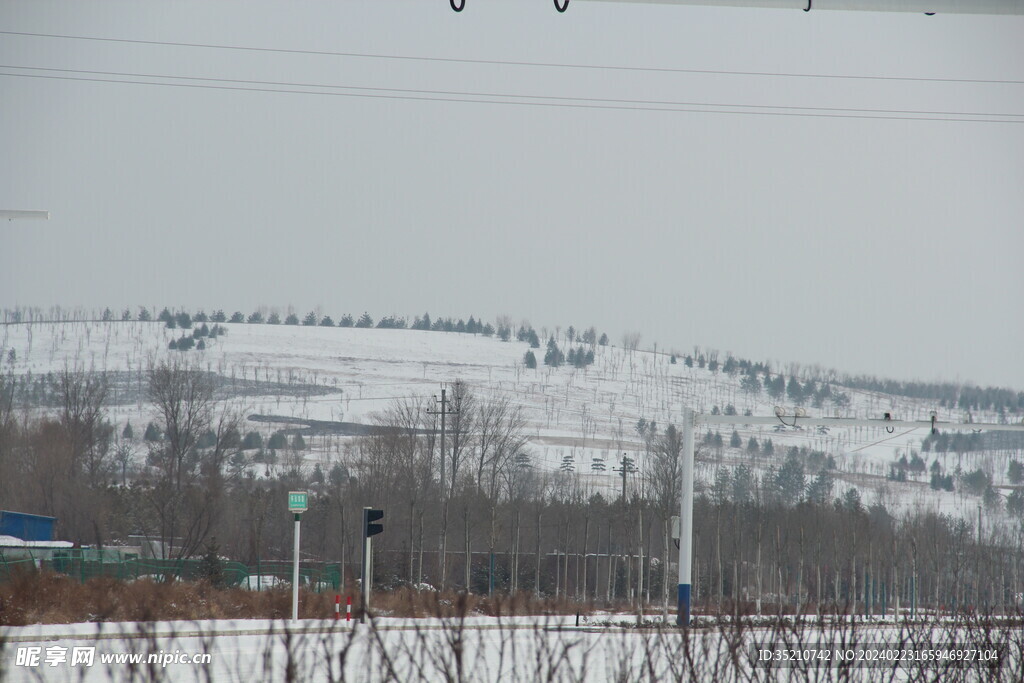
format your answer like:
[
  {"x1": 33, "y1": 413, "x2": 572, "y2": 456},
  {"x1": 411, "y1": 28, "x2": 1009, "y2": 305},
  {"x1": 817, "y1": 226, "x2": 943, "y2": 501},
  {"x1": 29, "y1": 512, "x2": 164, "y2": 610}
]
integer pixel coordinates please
[
  {"x1": 367, "y1": 586, "x2": 589, "y2": 619},
  {"x1": 0, "y1": 569, "x2": 608, "y2": 625},
  {"x1": 0, "y1": 569, "x2": 339, "y2": 625}
]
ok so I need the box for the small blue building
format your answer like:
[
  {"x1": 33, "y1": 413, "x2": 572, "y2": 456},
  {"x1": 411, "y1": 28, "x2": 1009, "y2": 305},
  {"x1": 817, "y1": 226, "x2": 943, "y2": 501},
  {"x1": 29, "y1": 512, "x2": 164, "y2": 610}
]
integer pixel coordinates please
[{"x1": 0, "y1": 510, "x2": 56, "y2": 542}]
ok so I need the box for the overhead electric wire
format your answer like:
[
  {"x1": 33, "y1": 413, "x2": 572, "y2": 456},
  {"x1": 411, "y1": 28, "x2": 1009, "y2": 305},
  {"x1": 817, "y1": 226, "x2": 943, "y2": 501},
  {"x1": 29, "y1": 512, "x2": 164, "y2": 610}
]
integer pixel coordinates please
[
  {"x1": 2, "y1": 29, "x2": 1023, "y2": 86},
  {"x1": 2, "y1": 69, "x2": 1021, "y2": 123},
  {"x1": 3, "y1": 63, "x2": 1022, "y2": 121}
]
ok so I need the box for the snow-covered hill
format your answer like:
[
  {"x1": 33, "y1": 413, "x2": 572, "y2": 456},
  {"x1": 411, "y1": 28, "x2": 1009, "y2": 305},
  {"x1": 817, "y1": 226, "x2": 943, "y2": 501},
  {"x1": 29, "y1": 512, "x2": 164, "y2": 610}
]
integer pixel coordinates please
[{"x1": 2, "y1": 319, "x2": 1018, "y2": 521}]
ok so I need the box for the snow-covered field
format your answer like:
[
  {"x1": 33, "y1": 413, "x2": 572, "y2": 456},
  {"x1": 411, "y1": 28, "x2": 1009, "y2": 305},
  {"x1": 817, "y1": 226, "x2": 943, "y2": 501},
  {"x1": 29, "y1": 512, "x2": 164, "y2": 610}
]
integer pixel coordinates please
[
  {"x1": 0, "y1": 319, "x2": 1016, "y2": 518},
  {"x1": 2, "y1": 614, "x2": 1020, "y2": 682}
]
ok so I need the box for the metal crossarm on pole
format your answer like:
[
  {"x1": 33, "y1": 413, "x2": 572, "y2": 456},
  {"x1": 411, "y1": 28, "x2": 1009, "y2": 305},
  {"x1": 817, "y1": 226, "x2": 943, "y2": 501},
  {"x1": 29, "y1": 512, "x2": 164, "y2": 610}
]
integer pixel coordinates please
[{"x1": 1, "y1": 210, "x2": 49, "y2": 221}]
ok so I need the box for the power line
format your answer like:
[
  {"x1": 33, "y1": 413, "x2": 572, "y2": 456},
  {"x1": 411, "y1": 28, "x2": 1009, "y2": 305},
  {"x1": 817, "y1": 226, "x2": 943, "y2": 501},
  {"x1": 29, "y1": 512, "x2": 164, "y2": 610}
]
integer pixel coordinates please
[
  {"x1": 4, "y1": 64, "x2": 1022, "y2": 120},
  {"x1": 3, "y1": 70, "x2": 1021, "y2": 124},
  {"x1": 2, "y1": 29, "x2": 1022, "y2": 86}
]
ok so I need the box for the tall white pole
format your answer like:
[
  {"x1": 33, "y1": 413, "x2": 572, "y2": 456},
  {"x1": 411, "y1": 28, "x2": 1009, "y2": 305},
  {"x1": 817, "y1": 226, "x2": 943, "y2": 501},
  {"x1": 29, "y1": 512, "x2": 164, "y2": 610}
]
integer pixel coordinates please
[
  {"x1": 292, "y1": 514, "x2": 301, "y2": 621},
  {"x1": 677, "y1": 407, "x2": 695, "y2": 626}
]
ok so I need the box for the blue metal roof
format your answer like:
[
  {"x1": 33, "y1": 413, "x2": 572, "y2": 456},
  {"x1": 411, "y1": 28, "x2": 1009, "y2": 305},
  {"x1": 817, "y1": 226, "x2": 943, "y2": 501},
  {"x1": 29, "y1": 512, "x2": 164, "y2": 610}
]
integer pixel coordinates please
[{"x1": 0, "y1": 510, "x2": 56, "y2": 542}]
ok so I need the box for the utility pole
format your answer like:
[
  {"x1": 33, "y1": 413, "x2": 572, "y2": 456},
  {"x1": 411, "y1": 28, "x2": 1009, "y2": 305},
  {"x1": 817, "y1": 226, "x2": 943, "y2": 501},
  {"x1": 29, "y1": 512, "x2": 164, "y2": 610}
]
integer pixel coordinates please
[
  {"x1": 426, "y1": 388, "x2": 460, "y2": 499},
  {"x1": 427, "y1": 386, "x2": 459, "y2": 588},
  {"x1": 613, "y1": 453, "x2": 636, "y2": 502}
]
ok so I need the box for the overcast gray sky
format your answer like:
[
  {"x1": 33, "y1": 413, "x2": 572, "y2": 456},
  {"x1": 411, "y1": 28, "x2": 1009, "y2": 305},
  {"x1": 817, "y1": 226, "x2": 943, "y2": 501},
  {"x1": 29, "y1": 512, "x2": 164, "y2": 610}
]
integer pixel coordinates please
[{"x1": 2, "y1": 0, "x2": 1022, "y2": 389}]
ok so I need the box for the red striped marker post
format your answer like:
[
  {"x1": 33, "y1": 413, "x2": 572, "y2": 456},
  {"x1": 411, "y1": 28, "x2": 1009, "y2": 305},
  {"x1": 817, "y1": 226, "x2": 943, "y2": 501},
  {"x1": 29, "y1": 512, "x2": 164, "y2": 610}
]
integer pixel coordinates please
[
  {"x1": 346, "y1": 596, "x2": 352, "y2": 622},
  {"x1": 334, "y1": 595, "x2": 341, "y2": 621}
]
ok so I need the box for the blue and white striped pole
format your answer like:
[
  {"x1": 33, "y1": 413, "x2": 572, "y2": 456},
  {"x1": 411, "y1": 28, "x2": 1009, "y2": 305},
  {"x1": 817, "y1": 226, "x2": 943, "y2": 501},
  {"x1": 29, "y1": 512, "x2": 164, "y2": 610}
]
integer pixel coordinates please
[{"x1": 677, "y1": 407, "x2": 695, "y2": 627}]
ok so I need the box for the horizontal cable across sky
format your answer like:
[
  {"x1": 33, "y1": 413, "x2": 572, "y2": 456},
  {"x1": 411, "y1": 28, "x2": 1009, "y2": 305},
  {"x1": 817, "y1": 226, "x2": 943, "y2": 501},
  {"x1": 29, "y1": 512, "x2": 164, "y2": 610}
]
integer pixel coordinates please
[
  {"x1": 2, "y1": 66, "x2": 1022, "y2": 124},
  {"x1": 3, "y1": 30, "x2": 1023, "y2": 86}
]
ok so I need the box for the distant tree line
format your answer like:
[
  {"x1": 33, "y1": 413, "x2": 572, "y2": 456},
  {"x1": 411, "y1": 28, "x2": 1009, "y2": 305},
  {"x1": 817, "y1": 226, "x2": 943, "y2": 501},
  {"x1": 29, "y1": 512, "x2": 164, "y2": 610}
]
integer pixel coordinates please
[
  {"x1": 679, "y1": 347, "x2": 1022, "y2": 415},
  {"x1": 5, "y1": 305, "x2": 1019, "y2": 411},
  {"x1": 27, "y1": 306, "x2": 616, "y2": 374},
  {"x1": 117, "y1": 308, "x2": 615, "y2": 358},
  {"x1": 3, "y1": 370, "x2": 1024, "y2": 616},
  {"x1": 837, "y1": 375, "x2": 1024, "y2": 414}
]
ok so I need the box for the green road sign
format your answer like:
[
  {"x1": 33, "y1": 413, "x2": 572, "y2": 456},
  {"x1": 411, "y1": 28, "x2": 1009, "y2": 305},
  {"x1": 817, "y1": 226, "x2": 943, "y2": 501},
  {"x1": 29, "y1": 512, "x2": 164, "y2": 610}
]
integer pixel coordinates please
[{"x1": 288, "y1": 491, "x2": 308, "y2": 513}]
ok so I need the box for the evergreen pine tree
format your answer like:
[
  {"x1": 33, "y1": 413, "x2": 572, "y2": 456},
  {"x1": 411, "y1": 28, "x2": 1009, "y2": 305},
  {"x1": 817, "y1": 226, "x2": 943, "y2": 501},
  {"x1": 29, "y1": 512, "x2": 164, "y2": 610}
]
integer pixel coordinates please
[
  {"x1": 786, "y1": 376, "x2": 804, "y2": 405},
  {"x1": 732, "y1": 465, "x2": 754, "y2": 504},
  {"x1": 543, "y1": 337, "x2": 563, "y2": 367},
  {"x1": 144, "y1": 422, "x2": 161, "y2": 442},
  {"x1": 806, "y1": 470, "x2": 834, "y2": 504},
  {"x1": 776, "y1": 452, "x2": 806, "y2": 503},
  {"x1": 198, "y1": 538, "x2": 226, "y2": 588}
]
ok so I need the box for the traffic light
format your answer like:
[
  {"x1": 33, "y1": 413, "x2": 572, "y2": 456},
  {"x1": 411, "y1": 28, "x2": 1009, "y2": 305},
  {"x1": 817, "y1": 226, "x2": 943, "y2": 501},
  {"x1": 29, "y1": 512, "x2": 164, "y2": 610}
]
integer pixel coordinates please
[{"x1": 363, "y1": 508, "x2": 384, "y2": 537}]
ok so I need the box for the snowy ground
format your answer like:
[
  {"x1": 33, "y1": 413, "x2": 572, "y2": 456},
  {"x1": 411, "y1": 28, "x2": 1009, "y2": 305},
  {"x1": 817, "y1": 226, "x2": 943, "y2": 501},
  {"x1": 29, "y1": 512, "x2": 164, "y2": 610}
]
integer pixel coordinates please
[
  {"x1": 2, "y1": 615, "x2": 1019, "y2": 682},
  {"x1": 1, "y1": 320, "x2": 1017, "y2": 520}
]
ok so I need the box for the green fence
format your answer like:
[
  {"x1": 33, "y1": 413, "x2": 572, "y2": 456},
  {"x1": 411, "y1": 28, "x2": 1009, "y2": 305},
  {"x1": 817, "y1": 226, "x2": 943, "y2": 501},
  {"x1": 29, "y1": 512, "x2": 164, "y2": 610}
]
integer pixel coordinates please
[{"x1": 0, "y1": 549, "x2": 343, "y2": 592}]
